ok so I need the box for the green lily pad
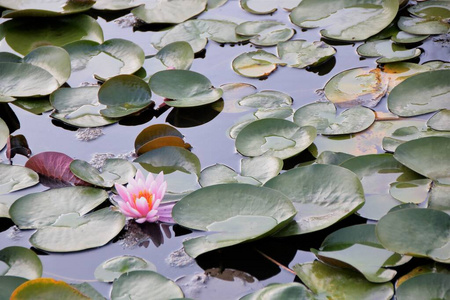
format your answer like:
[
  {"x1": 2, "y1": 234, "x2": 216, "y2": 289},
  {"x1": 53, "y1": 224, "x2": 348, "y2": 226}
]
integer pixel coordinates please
[
  {"x1": 357, "y1": 40, "x2": 421, "y2": 63},
  {"x1": 382, "y1": 62, "x2": 432, "y2": 93},
  {"x1": 0, "y1": 246, "x2": 42, "y2": 279},
  {"x1": 429, "y1": 184, "x2": 450, "y2": 214},
  {"x1": 239, "y1": 90, "x2": 292, "y2": 109},
  {"x1": 240, "y1": 0, "x2": 302, "y2": 14},
  {"x1": 264, "y1": 164, "x2": 364, "y2": 236},
  {"x1": 135, "y1": 124, "x2": 190, "y2": 155},
  {"x1": 0, "y1": 0, "x2": 95, "y2": 17},
  {"x1": 388, "y1": 69, "x2": 450, "y2": 116},
  {"x1": 0, "y1": 164, "x2": 39, "y2": 194},
  {"x1": 70, "y1": 283, "x2": 104, "y2": 300},
  {"x1": 382, "y1": 125, "x2": 450, "y2": 152},
  {"x1": 389, "y1": 179, "x2": 432, "y2": 204},
  {"x1": 173, "y1": 184, "x2": 296, "y2": 257},
  {"x1": 313, "y1": 244, "x2": 397, "y2": 282},
  {"x1": 3, "y1": 14, "x2": 103, "y2": 55},
  {"x1": 70, "y1": 159, "x2": 136, "y2": 188},
  {"x1": 293, "y1": 261, "x2": 394, "y2": 300},
  {"x1": 0, "y1": 276, "x2": 28, "y2": 300},
  {"x1": 277, "y1": 40, "x2": 336, "y2": 68},
  {"x1": 208, "y1": 0, "x2": 228, "y2": 9},
  {"x1": 95, "y1": 256, "x2": 157, "y2": 283},
  {"x1": 240, "y1": 283, "x2": 314, "y2": 300},
  {"x1": 111, "y1": 270, "x2": 184, "y2": 300},
  {"x1": 132, "y1": 0, "x2": 207, "y2": 24},
  {"x1": 428, "y1": 109, "x2": 450, "y2": 131},
  {"x1": 50, "y1": 86, "x2": 117, "y2": 128},
  {"x1": 9, "y1": 186, "x2": 108, "y2": 229},
  {"x1": 0, "y1": 118, "x2": 7, "y2": 149},
  {"x1": 134, "y1": 146, "x2": 201, "y2": 177},
  {"x1": 290, "y1": 0, "x2": 399, "y2": 41},
  {"x1": 394, "y1": 136, "x2": 450, "y2": 184},
  {"x1": 12, "y1": 97, "x2": 53, "y2": 115},
  {"x1": 93, "y1": 0, "x2": 142, "y2": 10},
  {"x1": 98, "y1": 75, "x2": 153, "y2": 118},
  {"x1": 64, "y1": 39, "x2": 145, "y2": 81},
  {"x1": 219, "y1": 83, "x2": 257, "y2": 113},
  {"x1": 235, "y1": 21, "x2": 294, "y2": 46},
  {"x1": 143, "y1": 41, "x2": 194, "y2": 78},
  {"x1": 150, "y1": 70, "x2": 222, "y2": 107},
  {"x1": 10, "y1": 278, "x2": 90, "y2": 300},
  {"x1": 324, "y1": 67, "x2": 388, "y2": 108},
  {"x1": 152, "y1": 19, "x2": 248, "y2": 53},
  {"x1": 0, "y1": 63, "x2": 59, "y2": 103},
  {"x1": 235, "y1": 119, "x2": 316, "y2": 159},
  {"x1": 391, "y1": 31, "x2": 429, "y2": 44},
  {"x1": 232, "y1": 50, "x2": 282, "y2": 78},
  {"x1": 30, "y1": 208, "x2": 126, "y2": 252},
  {"x1": 376, "y1": 207, "x2": 450, "y2": 263},
  {"x1": 398, "y1": 1, "x2": 450, "y2": 35},
  {"x1": 293, "y1": 102, "x2": 375, "y2": 135},
  {"x1": 199, "y1": 156, "x2": 283, "y2": 187},
  {"x1": 397, "y1": 273, "x2": 450, "y2": 300},
  {"x1": 315, "y1": 151, "x2": 354, "y2": 165}
]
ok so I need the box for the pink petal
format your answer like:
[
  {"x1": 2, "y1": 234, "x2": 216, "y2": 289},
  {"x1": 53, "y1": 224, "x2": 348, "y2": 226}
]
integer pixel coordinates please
[
  {"x1": 135, "y1": 170, "x2": 145, "y2": 183},
  {"x1": 145, "y1": 172, "x2": 155, "y2": 187},
  {"x1": 146, "y1": 215, "x2": 159, "y2": 222},
  {"x1": 125, "y1": 202, "x2": 142, "y2": 218},
  {"x1": 155, "y1": 172, "x2": 164, "y2": 186},
  {"x1": 135, "y1": 197, "x2": 149, "y2": 216},
  {"x1": 146, "y1": 209, "x2": 158, "y2": 218},
  {"x1": 158, "y1": 216, "x2": 175, "y2": 223},
  {"x1": 118, "y1": 201, "x2": 136, "y2": 218},
  {"x1": 115, "y1": 183, "x2": 131, "y2": 202},
  {"x1": 152, "y1": 198, "x2": 161, "y2": 210},
  {"x1": 155, "y1": 182, "x2": 167, "y2": 200},
  {"x1": 135, "y1": 217, "x2": 147, "y2": 223}
]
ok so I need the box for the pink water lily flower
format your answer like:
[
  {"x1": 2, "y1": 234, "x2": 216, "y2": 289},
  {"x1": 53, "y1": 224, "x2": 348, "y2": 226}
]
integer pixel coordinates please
[{"x1": 114, "y1": 170, "x2": 175, "y2": 223}]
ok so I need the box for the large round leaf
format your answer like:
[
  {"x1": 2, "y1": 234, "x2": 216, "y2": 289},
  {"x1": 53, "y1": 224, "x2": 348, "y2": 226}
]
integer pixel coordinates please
[
  {"x1": 10, "y1": 278, "x2": 90, "y2": 300},
  {"x1": 0, "y1": 62, "x2": 59, "y2": 102},
  {"x1": 293, "y1": 261, "x2": 394, "y2": 300},
  {"x1": 428, "y1": 109, "x2": 450, "y2": 131},
  {"x1": 134, "y1": 146, "x2": 201, "y2": 177},
  {"x1": 0, "y1": 276, "x2": 28, "y2": 300},
  {"x1": 111, "y1": 270, "x2": 184, "y2": 300},
  {"x1": 0, "y1": 0, "x2": 94, "y2": 17},
  {"x1": 3, "y1": 14, "x2": 103, "y2": 55},
  {"x1": 324, "y1": 67, "x2": 388, "y2": 108},
  {"x1": 376, "y1": 207, "x2": 450, "y2": 263},
  {"x1": 30, "y1": 208, "x2": 126, "y2": 252},
  {"x1": 95, "y1": 255, "x2": 157, "y2": 282},
  {"x1": 394, "y1": 136, "x2": 450, "y2": 184},
  {"x1": 99, "y1": 75, "x2": 153, "y2": 118},
  {"x1": 290, "y1": 0, "x2": 399, "y2": 41},
  {"x1": 264, "y1": 164, "x2": 364, "y2": 236},
  {"x1": 388, "y1": 69, "x2": 450, "y2": 117},
  {"x1": 93, "y1": 0, "x2": 143, "y2": 10},
  {"x1": 236, "y1": 21, "x2": 295, "y2": 47},
  {"x1": 173, "y1": 184, "x2": 296, "y2": 257},
  {"x1": 0, "y1": 246, "x2": 42, "y2": 279},
  {"x1": 235, "y1": 119, "x2": 316, "y2": 160},
  {"x1": 240, "y1": 0, "x2": 302, "y2": 14},
  {"x1": 396, "y1": 273, "x2": 450, "y2": 300},
  {"x1": 144, "y1": 41, "x2": 194, "y2": 78},
  {"x1": 398, "y1": 1, "x2": 450, "y2": 35},
  {"x1": 132, "y1": 0, "x2": 207, "y2": 24},
  {"x1": 293, "y1": 102, "x2": 375, "y2": 135},
  {"x1": 9, "y1": 186, "x2": 108, "y2": 229},
  {"x1": 0, "y1": 164, "x2": 39, "y2": 194},
  {"x1": 150, "y1": 70, "x2": 222, "y2": 107},
  {"x1": 50, "y1": 86, "x2": 117, "y2": 128}
]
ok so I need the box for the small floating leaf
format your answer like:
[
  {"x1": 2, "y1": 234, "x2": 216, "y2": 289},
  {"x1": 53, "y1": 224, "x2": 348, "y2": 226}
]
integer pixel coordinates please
[
  {"x1": 132, "y1": 0, "x2": 207, "y2": 24},
  {"x1": 277, "y1": 40, "x2": 336, "y2": 69},
  {"x1": 95, "y1": 256, "x2": 157, "y2": 282},
  {"x1": 240, "y1": 283, "x2": 314, "y2": 300},
  {"x1": 10, "y1": 278, "x2": 90, "y2": 300},
  {"x1": 428, "y1": 109, "x2": 450, "y2": 131},
  {"x1": 293, "y1": 102, "x2": 375, "y2": 135},
  {"x1": 0, "y1": 164, "x2": 38, "y2": 194},
  {"x1": 357, "y1": 40, "x2": 421, "y2": 63},
  {"x1": 235, "y1": 119, "x2": 316, "y2": 160},
  {"x1": 324, "y1": 67, "x2": 388, "y2": 108},
  {"x1": 111, "y1": 270, "x2": 184, "y2": 300},
  {"x1": 0, "y1": 246, "x2": 42, "y2": 279},
  {"x1": 240, "y1": 0, "x2": 301, "y2": 15},
  {"x1": 232, "y1": 50, "x2": 281, "y2": 78},
  {"x1": 236, "y1": 21, "x2": 294, "y2": 46}
]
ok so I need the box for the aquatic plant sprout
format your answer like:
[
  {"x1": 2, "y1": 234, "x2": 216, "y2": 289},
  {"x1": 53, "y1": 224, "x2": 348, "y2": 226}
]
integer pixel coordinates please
[{"x1": 114, "y1": 170, "x2": 174, "y2": 223}]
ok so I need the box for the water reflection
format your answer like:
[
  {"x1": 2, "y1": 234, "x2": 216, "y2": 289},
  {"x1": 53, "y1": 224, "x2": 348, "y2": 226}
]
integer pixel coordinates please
[
  {"x1": 166, "y1": 100, "x2": 224, "y2": 128},
  {"x1": 307, "y1": 56, "x2": 336, "y2": 76}
]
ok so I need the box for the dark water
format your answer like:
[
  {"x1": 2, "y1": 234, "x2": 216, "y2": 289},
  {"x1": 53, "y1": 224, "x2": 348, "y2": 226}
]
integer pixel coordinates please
[{"x1": 0, "y1": 0, "x2": 448, "y2": 298}]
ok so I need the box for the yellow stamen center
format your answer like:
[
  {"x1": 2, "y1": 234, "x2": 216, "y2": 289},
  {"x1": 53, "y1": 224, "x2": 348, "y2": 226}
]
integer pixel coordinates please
[{"x1": 133, "y1": 190, "x2": 153, "y2": 209}]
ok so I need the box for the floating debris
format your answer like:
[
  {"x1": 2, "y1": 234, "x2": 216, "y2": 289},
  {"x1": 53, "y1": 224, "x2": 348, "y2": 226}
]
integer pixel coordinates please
[
  {"x1": 89, "y1": 151, "x2": 135, "y2": 169},
  {"x1": 166, "y1": 246, "x2": 195, "y2": 267},
  {"x1": 114, "y1": 13, "x2": 139, "y2": 28},
  {"x1": 75, "y1": 127, "x2": 104, "y2": 141}
]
